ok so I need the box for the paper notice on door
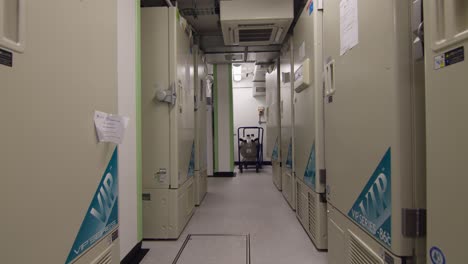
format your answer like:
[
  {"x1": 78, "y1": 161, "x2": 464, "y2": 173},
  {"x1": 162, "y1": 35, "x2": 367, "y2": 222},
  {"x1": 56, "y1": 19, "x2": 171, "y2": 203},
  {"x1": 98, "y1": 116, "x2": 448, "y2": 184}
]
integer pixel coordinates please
[
  {"x1": 340, "y1": 0, "x2": 359, "y2": 56},
  {"x1": 94, "y1": 111, "x2": 129, "y2": 144}
]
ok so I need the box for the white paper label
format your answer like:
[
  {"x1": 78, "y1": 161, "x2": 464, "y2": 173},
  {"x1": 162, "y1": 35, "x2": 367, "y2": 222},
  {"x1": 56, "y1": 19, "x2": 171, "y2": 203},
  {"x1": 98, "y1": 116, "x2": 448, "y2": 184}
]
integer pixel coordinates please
[
  {"x1": 434, "y1": 54, "x2": 445, "y2": 70},
  {"x1": 94, "y1": 111, "x2": 129, "y2": 144},
  {"x1": 340, "y1": 0, "x2": 359, "y2": 56}
]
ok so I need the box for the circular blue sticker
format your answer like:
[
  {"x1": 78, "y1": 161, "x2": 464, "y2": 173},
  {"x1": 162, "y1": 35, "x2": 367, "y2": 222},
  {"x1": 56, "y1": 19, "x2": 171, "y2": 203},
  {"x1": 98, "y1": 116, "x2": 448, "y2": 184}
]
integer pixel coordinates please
[{"x1": 430, "y1": 247, "x2": 446, "y2": 264}]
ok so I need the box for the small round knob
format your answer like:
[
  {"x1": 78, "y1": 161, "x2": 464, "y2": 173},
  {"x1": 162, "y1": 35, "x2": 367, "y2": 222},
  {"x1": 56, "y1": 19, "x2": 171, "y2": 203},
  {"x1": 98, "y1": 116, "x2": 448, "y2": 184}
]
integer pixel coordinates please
[{"x1": 156, "y1": 89, "x2": 167, "y2": 101}]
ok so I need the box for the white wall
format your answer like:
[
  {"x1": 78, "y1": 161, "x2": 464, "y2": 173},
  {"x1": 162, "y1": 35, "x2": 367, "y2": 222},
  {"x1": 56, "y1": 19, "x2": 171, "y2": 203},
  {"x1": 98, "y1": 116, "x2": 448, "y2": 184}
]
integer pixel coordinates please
[
  {"x1": 118, "y1": 1, "x2": 138, "y2": 259},
  {"x1": 233, "y1": 75, "x2": 255, "y2": 89},
  {"x1": 233, "y1": 88, "x2": 268, "y2": 162}
]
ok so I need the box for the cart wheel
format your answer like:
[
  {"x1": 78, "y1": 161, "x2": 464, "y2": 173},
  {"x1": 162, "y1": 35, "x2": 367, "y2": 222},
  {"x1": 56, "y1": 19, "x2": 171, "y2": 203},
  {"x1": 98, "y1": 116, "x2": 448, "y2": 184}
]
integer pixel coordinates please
[
  {"x1": 239, "y1": 166, "x2": 243, "y2": 173},
  {"x1": 256, "y1": 166, "x2": 259, "y2": 173}
]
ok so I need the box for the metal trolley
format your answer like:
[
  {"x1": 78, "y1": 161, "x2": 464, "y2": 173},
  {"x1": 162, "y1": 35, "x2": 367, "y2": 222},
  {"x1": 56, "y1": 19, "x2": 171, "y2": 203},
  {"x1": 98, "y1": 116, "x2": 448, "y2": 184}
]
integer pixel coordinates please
[{"x1": 237, "y1": 127, "x2": 264, "y2": 173}]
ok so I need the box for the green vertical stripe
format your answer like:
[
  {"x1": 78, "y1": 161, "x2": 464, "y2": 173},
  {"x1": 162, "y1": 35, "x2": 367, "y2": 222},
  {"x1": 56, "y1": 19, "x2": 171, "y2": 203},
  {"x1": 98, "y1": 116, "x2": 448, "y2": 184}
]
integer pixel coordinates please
[
  {"x1": 228, "y1": 64, "x2": 234, "y2": 171},
  {"x1": 136, "y1": 0, "x2": 143, "y2": 241},
  {"x1": 213, "y1": 65, "x2": 219, "y2": 172}
]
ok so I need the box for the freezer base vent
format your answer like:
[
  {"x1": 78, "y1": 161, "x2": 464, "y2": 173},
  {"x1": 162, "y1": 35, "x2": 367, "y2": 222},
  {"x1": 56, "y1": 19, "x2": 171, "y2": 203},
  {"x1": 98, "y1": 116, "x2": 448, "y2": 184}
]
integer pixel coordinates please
[
  {"x1": 91, "y1": 245, "x2": 113, "y2": 264},
  {"x1": 308, "y1": 192, "x2": 317, "y2": 240},
  {"x1": 348, "y1": 232, "x2": 382, "y2": 264},
  {"x1": 296, "y1": 182, "x2": 304, "y2": 220}
]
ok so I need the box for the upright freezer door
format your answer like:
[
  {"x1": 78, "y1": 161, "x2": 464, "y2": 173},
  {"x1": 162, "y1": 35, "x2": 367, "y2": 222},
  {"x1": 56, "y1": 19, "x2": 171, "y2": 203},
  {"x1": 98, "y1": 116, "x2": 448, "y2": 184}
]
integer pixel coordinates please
[
  {"x1": 425, "y1": 1, "x2": 468, "y2": 262},
  {"x1": 322, "y1": 0, "x2": 424, "y2": 257},
  {"x1": 168, "y1": 7, "x2": 196, "y2": 188}
]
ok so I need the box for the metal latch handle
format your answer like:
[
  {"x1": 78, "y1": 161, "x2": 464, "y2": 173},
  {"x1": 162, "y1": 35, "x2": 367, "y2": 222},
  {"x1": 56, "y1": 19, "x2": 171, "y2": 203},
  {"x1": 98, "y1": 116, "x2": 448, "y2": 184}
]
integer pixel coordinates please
[
  {"x1": 154, "y1": 82, "x2": 176, "y2": 105},
  {"x1": 324, "y1": 59, "x2": 336, "y2": 97}
]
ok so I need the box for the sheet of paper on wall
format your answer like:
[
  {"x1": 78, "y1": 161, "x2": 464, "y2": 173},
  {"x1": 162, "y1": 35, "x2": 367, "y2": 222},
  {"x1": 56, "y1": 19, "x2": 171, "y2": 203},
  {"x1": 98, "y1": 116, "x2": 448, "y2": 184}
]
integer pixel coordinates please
[
  {"x1": 340, "y1": 0, "x2": 359, "y2": 56},
  {"x1": 94, "y1": 111, "x2": 129, "y2": 144}
]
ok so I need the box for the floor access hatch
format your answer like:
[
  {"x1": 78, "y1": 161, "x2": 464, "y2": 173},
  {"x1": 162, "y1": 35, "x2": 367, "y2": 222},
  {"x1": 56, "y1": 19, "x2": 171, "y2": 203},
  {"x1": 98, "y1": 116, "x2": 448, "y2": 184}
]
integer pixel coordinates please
[{"x1": 173, "y1": 234, "x2": 251, "y2": 264}]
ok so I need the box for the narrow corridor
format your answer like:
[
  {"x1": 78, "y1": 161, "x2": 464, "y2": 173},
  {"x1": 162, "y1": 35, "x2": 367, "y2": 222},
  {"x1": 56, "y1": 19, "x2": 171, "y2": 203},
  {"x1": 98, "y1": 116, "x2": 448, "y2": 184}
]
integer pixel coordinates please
[{"x1": 142, "y1": 168, "x2": 327, "y2": 264}]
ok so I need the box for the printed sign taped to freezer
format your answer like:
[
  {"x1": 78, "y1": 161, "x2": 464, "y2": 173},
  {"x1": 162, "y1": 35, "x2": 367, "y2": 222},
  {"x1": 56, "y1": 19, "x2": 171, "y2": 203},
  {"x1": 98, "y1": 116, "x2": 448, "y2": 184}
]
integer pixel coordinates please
[{"x1": 340, "y1": 0, "x2": 359, "y2": 55}]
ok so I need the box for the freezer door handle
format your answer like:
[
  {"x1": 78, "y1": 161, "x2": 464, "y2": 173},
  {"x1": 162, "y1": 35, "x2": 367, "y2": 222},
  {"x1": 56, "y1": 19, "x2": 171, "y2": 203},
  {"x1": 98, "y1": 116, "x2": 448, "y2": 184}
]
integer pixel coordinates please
[
  {"x1": 324, "y1": 60, "x2": 336, "y2": 97},
  {"x1": 177, "y1": 79, "x2": 184, "y2": 113},
  {"x1": 154, "y1": 82, "x2": 177, "y2": 105},
  {"x1": 412, "y1": 0, "x2": 425, "y2": 60},
  {"x1": 0, "y1": 0, "x2": 27, "y2": 53}
]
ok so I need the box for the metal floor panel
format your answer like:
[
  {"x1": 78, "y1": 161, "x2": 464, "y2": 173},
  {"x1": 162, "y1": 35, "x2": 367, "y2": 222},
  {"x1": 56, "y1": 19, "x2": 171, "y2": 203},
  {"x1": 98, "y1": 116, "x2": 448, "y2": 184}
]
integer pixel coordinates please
[{"x1": 173, "y1": 234, "x2": 250, "y2": 264}]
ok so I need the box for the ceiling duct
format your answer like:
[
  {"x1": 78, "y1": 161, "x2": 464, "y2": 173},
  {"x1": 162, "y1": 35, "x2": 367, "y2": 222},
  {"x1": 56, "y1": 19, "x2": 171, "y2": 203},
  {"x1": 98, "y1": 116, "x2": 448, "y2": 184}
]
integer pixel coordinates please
[
  {"x1": 224, "y1": 53, "x2": 244, "y2": 62},
  {"x1": 220, "y1": 0, "x2": 294, "y2": 46},
  {"x1": 253, "y1": 64, "x2": 270, "y2": 82},
  {"x1": 205, "y1": 53, "x2": 246, "y2": 64}
]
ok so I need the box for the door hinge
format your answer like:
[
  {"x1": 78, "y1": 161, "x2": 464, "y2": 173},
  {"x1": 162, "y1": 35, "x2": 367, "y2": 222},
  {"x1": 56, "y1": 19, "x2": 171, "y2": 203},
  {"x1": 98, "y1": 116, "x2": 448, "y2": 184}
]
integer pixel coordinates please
[
  {"x1": 319, "y1": 169, "x2": 326, "y2": 184},
  {"x1": 384, "y1": 252, "x2": 413, "y2": 264},
  {"x1": 317, "y1": 0, "x2": 324, "y2": 11},
  {"x1": 319, "y1": 193, "x2": 327, "y2": 203},
  {"x1": 402, "y1": 208, "x2": 426, "y2": 237}
]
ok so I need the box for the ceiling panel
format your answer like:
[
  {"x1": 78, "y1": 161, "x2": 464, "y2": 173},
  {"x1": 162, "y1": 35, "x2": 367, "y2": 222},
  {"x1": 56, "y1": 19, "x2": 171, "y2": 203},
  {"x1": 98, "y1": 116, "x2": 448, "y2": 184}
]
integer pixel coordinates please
[{"x1": 142, "y1": 0, "x2": 305, "y2": 64}]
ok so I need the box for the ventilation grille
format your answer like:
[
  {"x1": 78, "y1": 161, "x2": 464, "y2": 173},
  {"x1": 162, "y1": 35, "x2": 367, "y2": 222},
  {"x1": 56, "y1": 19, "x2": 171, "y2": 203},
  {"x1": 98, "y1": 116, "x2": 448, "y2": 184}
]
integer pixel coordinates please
[
  {"x1": 239, "y1": 28, "x2": 273, "y2": 42},
  {"x1": 283, "y1": 175, "x2": 291, "y2": 200},
  {"x1": 186, "y1": 185, "x2": 195, "y2": 217},
  {"x1": 255, "y1": 87, "x2": 266, "y2": 93},
  {"x1": 348, "y1": 232, "x2": 382, "y2": 264},
  {"x1": 179, "y1": 8, "x2": 217, "y2": 17},
  {"x1": 91, "y1": 245, "x2": 113, "y2": 264},
  {"x1": 239, "y1": 23, "x2": 275, "y2": 28},
  {"x1": 296, "y1": 182, "x2": 304, "y2": 220},
  {"x1": 308, "y1": 192, "x2": 317, "y2": 240}
]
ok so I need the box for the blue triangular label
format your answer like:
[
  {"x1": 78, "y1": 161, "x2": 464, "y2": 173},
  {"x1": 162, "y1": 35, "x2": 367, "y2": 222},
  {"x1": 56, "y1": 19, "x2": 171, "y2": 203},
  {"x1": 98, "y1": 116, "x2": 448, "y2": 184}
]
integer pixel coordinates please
[
  {"x1": 188, "y1": 140, "x2": 195, "y2": 178},
  {"x1": 304, "y1": 142, "x2": 316, "y2": 189},
  {"x1": 308, "y1": 0, "x2": 314, "y2": 15},
  {"x1": 348, "y1": 148, "x2": 392, "y2": 247},
  {"x1": 66, "y1": 148, "x2": 119, "y2": 264},
  {"x1": 286, "y1": 137, "x2": 293, "y2": 169},
  {"x1": 271, "y1": 136, "x2": 279, "y2": 161}
]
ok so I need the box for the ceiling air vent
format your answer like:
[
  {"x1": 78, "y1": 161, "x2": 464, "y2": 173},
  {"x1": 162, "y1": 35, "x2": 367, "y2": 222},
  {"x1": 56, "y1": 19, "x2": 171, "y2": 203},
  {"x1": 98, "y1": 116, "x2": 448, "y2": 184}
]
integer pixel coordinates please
[
  {"x1": 238, "y1": 28, "x2": 274, "y2": 42},
  {"x1": 220, "y1": 0, "x2": 293, "y2": 46}
]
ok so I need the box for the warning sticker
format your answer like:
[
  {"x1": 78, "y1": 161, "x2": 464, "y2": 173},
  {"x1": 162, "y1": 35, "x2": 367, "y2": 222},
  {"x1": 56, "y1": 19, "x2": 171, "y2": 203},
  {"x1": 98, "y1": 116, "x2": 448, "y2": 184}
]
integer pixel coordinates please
[{"x1": 434, "y1": 46, "x2": 464, "y2": 70}]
